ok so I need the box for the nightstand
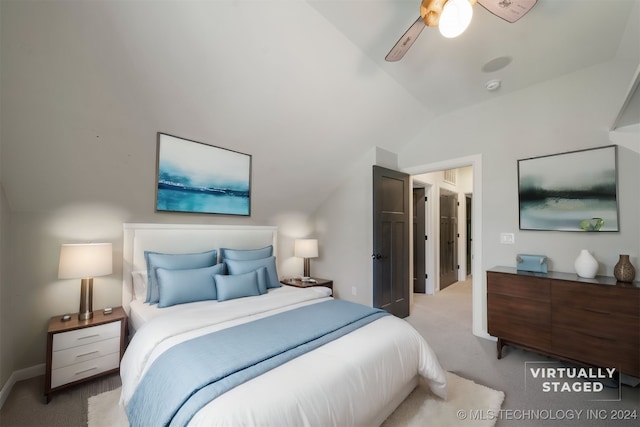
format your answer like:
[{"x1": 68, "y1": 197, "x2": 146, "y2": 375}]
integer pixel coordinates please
[
  {"x1": 44, "y1": 307, "x2": 127, "y2": 402},
  {"x1": 281, "y1": 278, "x2": 333, "y2": 292}
]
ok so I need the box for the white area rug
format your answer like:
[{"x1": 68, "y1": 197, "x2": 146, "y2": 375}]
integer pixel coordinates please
[
  {"x1": 88, "y1": 371, "x2": 504, "y2": 427},
  {"x1": 383, "y1": 372, "x2": 505, "y2": 427}
]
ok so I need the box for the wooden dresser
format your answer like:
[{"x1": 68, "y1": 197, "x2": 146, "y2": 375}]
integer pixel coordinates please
[{"x1": 487, "y1": 267, "x2": 640, "y2": 377}]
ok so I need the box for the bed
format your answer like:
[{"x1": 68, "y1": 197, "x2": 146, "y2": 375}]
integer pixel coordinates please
[{"x1": 119, "y1": 223, "x2": 447, "y2": 427}]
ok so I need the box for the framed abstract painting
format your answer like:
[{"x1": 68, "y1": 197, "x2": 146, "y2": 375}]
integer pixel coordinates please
[
  {"x1": 155, "y1": 133, "x2": 251, "y2": 216},
  {"x1": 518, "y1": 145, "x2": 618, "y2": 231}
]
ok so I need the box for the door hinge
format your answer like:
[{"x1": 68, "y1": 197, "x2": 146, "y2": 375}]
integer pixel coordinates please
[
  {"x1": 425, "y1": 235, "x2": 428, "y2": 240},
  {"x1": 457, "y1": 265, "x2": 460, "y2": 269},
  {"x1": 425, "y1": 274, "x2": 428, "y2": 279},
  {"x1": 424, "y1": 196, "x2": 428, "y2": 202},
  {"x1": 457, "y1": 201, "x2": 460, "y2": 206},
  {"x1": 457, "y1": 233, "x2": 460, "y2": 238}
]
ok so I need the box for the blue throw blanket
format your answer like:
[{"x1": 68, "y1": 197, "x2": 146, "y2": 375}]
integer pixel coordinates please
[{"x1": 126, "y1": 299, "x2": 388, "y2": 427}]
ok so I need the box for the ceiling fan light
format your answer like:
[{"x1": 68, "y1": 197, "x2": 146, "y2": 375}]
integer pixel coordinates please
[{"x1": 439, "y1": 0, "x2": 473, "y2": 38}]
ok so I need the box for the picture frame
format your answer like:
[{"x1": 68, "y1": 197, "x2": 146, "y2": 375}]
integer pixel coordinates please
[
  {"x1": 518, "y1": 145, "x2": 618, "y2": 232},
  {"x1": 155, "y1": 133, "x2": 251, "y2": 216}
]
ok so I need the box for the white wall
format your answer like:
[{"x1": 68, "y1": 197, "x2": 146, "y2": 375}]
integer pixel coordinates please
[
  {"x1": 458, "y1": 167, "x2": 473, "y2": 279},
  {"x1": 398, "y1": 59, "x2": 640, "y2": 338},
  {"x1": 0, "y1": 188, "x2": 5, "y2": 387},
  {"x1": 311, "y1": 58, "x2": 639, "y2": 341},
  {"x1": 312, "y1": 147, "x2": 400, "y2": 305},
  {"x1": 0, "y1": 0, "x2": 326, "y2": 381}
]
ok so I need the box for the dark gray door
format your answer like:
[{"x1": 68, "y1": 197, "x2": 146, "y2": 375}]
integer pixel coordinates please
[
  {"x1": 439, "y1": 189, "x2": 458, "y2": 290},
  {"x1": 413, "y1": 188, "x2": 426, "y2": 293},
  {"x1": 466, "y1": 194, "x2": 472, "y2": 275},
  {"x1": 373, "y1": 166, "x2": 410, "y2": 318}
]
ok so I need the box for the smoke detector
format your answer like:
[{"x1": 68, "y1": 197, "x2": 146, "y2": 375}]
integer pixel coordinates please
[{"x1": 486, "y1": 79, "x2": 501, "y2": 91}]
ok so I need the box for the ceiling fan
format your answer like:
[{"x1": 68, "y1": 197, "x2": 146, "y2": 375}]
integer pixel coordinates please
[{"x1": 385, "y1": 0, "x2": 537, "y2": 62}]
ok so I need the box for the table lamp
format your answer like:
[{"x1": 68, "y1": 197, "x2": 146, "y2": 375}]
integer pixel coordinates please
[
  {"x1": 294, "y1": 239, "x2": 318, "y2": 279},
  {"x1": 58, "y1": 243, "x2": 112, "y2": 320}
]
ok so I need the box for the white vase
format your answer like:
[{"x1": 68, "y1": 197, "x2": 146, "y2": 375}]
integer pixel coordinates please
[{"x1": 574, "y1": 249, "x2": 598, "y2": 278}]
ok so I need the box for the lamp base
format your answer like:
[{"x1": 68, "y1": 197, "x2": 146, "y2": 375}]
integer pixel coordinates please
[
  {"x1": 78, "y1": 311, "x2": 93, "y2": 321},
  {"x1": 78, "y1": 278, "x2": 94, "y2": 321},
  {"x1": 303, "y1": 258, "x2": 311, "y2": 278}
]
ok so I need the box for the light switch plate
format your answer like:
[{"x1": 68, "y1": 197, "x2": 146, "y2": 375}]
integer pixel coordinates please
[{"x1": 500, "y1": 233, "x2": 515, "y2": 244}]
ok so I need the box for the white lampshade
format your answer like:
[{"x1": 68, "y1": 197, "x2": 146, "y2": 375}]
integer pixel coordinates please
[
  {"x1": 294, "y1": 239, "x2": 318, "y2": 259},
  {"x1": 58, "y1": 243, "x2": 113, "y2": 279},
  {"x1": 439, "y1": 0, "x2": 473, "y2": 38}
]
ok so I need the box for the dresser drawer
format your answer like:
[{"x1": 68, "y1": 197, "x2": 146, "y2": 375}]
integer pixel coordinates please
[
  {"x1": 488, "y1": 293, "x2": 551, "y2": 351},
  {"x1": 51, "y1": 352, "x2": 120, "y2": 388},
  {"x1": 553, "y1": 326, "x2": 640, "y2": 377},
  {"x1": 53, "y1": 321, "x2": 121, "y2": 351},
  {"x1": 553, "y1": 307, "x2": 639, "y2": 342},
  {"x1": 487, "y1": 272, "x2": 550, "y2": 302},
  {"x1": 51, "y1": 336, "x2": 120, "y2": 370},
  {"x1": 553, "y1": 281, "x2": 640, "y2": 316}
]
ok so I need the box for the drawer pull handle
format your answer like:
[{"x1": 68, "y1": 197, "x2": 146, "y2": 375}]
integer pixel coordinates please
[
  {"x1": 74, "y1": 367, "x2": 98, "y2": 376},
  {"x1": 78, "y1": 334, "x2": 100, "y2": 340},
  {"x1": 76, "y1": 350, "x2": 99, "y2": 358}
]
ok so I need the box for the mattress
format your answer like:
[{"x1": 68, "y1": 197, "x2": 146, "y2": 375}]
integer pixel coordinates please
[{"x1": 120, "y1": 286, "x2": 447, "y2": 426}]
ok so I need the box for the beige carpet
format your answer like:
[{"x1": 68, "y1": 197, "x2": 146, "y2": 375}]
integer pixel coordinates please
[{"x1": 88, "y1": 371, "x2": 504, "y2": 427}]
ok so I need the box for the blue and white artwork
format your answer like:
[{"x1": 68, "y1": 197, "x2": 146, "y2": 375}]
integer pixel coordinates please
[
  {"x1": 518, "y1": 145, "x2": 618, "y2": 231},
  {"x1": 156, "y1": 133, "x2": 251, "y2": 215}
]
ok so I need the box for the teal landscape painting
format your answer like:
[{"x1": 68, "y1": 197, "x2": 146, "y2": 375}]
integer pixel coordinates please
[
  {"x1": 518, "y1": 146, "x2": 618, "y2": 231},
  {"x1": 156, "y1": 134, "x2": 251, "y2": 216}
]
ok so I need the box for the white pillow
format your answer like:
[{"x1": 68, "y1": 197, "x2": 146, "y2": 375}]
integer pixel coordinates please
[{"x1": 131, "y1": 270, "x2": 148, "y2": 301}]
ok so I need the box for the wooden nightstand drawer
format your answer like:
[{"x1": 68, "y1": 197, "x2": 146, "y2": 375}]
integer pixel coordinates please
[
  {"x1": 45, "y1": 307, "x2": 127, "y2": 402},
  {"x1": 53, "y1": 321, "x2": 121, "y2": 351},
  {"x1": 51, "y1": 352, "x2": 120, "y2": 388},
  {"x1": 52, "y1": 336, "x2": 121, "y2": 369}
]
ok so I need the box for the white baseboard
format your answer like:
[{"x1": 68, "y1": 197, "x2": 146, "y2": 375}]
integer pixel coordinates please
[{"x1": 0, "y1": 364, "x2": 45, "y2": 409}]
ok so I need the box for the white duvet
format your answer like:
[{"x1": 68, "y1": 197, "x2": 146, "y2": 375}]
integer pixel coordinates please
[{"x1": 120, "y1": 286, "x2": 447, "y2": 426}]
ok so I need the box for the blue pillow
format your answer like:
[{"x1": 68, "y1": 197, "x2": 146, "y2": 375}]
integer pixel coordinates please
[
  {"x1": 255, "y1": 266, "x2": 268, "y2": 295},
  {"x1": 145, "y1": 249, "x2": 218, "y2": 304},
  {"x1": 220, "y1": 246, "x2": 273, "y2": 261},
  {"x1": 156, "y1": 264, "x2": 225, "y2": 308},
  {"x1": 215, "y1": 271, "x2": 261, "y2": 302},
  {"x1": 224, "y1": 256, "x2": 281, "y2": 289}
]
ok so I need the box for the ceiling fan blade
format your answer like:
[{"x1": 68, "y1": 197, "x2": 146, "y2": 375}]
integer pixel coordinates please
[
  {"x1": 477, "y1": 0, "x2": 537, "y2": 23},
  {"x1": 385, "y1": 17, "x2": 426, "y2": 62}
]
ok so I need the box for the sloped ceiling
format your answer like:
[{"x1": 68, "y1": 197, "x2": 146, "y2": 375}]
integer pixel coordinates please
[
  {"x1": 613, "y1": 69, "x2": 640, "y2": 129},
  {"x1": 310, "y1": 0, "x2": 637, "y2": 116},
  {"x1": 1, "y1": 0, "x2": 638, "y2": 218}
]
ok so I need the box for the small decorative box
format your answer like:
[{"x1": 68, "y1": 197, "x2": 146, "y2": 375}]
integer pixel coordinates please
[{"x1": 516, "y1": 254, "x2": 548, "y2": 273}]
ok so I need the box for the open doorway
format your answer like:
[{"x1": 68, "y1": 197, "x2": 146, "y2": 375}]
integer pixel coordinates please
[
  {"x1": 411, "y1": 166, "x2": 473, "y2": 294},
  {"x1": 405, "y1": 154, "x2": 488, "y2": 340}
]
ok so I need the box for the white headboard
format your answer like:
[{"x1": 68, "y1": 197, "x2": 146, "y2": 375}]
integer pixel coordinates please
[{"x1": 122, "y1": 223, "x2": 278, "y2": 314}]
